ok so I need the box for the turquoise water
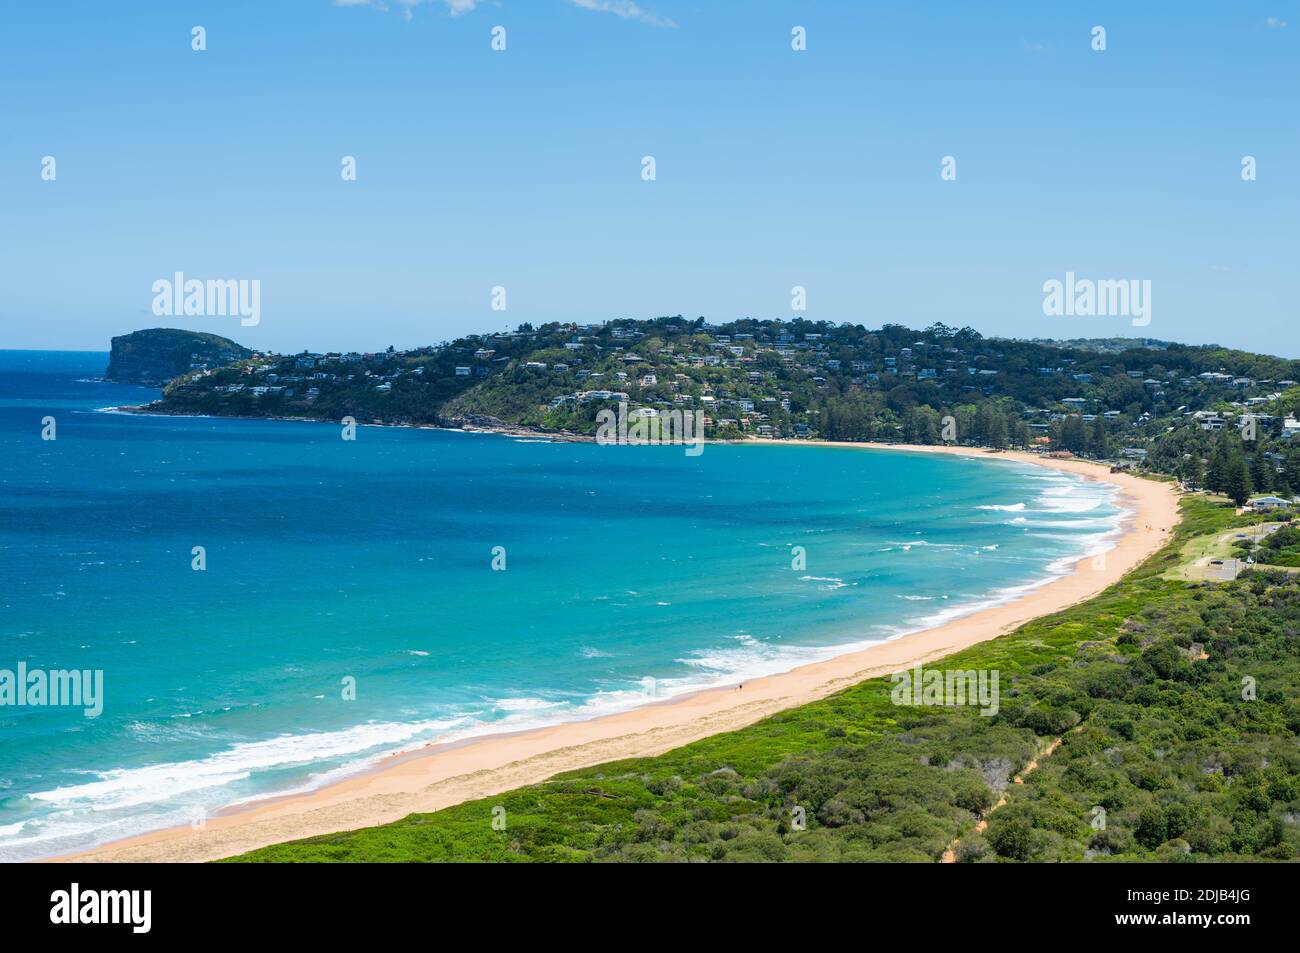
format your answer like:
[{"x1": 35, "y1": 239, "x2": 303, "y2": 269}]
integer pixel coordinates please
[{"x1": 0, "y1": 350, "x2": 1124, "y2": 860}]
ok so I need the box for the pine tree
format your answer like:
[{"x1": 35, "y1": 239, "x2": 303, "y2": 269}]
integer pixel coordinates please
[
  {"x1": 1249, "y1": 451, "x2": 1271, "y2": 493},
  {"x1": 986, "y1": 408, "x2": 1008, "y2": 449},
  {"x1": 1087, "y1": 416, "x2": 1110, "y2": 459},
  {"x1": 1285, "y1": 451, "x2": 1300, "y2": 497},
  {"x1": 1058, "y1": 415, "x2": 1087, "y2": 453},
  {"x1": 974, "y1": 404, "x2": 993, "y2": 446},
  {"x1": 1224, "y1": 454, "x2": 1253, "y2": 506},
  {"x1": 1206, "y1": 432, "x2": 1234, "y2": 492}
]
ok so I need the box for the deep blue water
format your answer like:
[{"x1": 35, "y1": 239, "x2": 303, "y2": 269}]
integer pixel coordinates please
[{"x1": 0, "y1": 350, "x2": 1123, "y2": 859}]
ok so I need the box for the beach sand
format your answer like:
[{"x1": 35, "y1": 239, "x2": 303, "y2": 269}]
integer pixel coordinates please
[{"x1": 59, "y1": 444, "x2": 1182, "y2": 863}]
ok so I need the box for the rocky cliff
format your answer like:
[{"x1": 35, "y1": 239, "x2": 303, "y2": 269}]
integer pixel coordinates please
[{"x1": 106, "y1": 328, "x2": 252, "y2": 386}]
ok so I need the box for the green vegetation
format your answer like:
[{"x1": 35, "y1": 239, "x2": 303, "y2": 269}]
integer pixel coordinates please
[
  {"x1": 145, "y1": 318, "x2": 1300, "y2": 502},
  {"x1": 228, "y1": 496, "x2": 1300, "y2": 863},
  {"x1": 107, "y1": 328, "x2": 252, "y2": 387},
  {"x1": 140, "y1": 317, "x2": 1300, "y2": 862},
  {"x1": 1236, "y1": 521, "x2": 1300, "y2": 569}
]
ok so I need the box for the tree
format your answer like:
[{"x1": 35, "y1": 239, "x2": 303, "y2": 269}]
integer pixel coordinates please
[
  {"x1": 987, "y1": 813, "x2": 1034, "y2": 861},
  {"x1": 1206, "y1": 430, "x2": 1239, "y2": 493},
  {"x1": 909, "y1": 405, "x2": 941, "y2": 444},
  {"x1": 976, "y1": 404, "x2": 1008, "y2": 449},
  {"x1": 1057, "y1": 415, "x2": 1087, "y2": 453},
  {"x1": 1087, "y1": 416, "x2": 1110, "y2": 459},
  {"x1": 1285, "y1": 451, "x2": 1300, "y2": 495},
  {"x1": 1224, "y1": 455, "x2": 1253, "y2": 506},
  {"x1": 1249, "y1": 451, "x2": 1271, "y2": 494}
]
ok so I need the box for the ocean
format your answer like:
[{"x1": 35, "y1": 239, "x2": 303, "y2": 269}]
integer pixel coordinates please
[{"x1": 0, "y1": 350, "x2": 1125, "y2": 860}]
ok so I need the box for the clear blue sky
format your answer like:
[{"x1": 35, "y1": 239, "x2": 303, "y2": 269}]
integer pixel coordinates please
[{"x1": 2, "y1": 1, "x2": 1296, "y2": 356}]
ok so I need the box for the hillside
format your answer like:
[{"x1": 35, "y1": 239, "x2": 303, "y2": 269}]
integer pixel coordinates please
[
  {"x1": 143, "y1": 317, "x2": 1300, "y2": 502},
  {"x1": 106, "y1": 328, "x2": 252, "y2": 386}
]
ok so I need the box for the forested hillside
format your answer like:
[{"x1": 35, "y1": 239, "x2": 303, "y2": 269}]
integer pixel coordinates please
[{"x1": 146, "y1": 317, "x2": 1300, "y2": 503}]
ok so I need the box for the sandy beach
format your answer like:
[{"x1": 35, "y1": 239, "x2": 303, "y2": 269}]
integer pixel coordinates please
[{"x1": 60, "y1": 444, "x2": 1181, "y2": 863}]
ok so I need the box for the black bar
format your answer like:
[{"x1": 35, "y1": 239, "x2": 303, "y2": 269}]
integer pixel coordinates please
[{"x1": 2, "y1": 861, "x2": 1284, "y2": 940}]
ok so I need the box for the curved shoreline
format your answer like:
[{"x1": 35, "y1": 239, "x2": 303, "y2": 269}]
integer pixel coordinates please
[{"x1": 57, "y1": 444, "x2": 1182, "y2": 863}]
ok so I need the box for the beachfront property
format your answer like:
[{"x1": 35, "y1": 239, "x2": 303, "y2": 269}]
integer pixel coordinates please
[
  {"x1": 1249, "y1": 496, "x2": 1294, "y2": 511},
  {"x1": 146, "y1": 314, "x2": 1300, "y2": 465}
]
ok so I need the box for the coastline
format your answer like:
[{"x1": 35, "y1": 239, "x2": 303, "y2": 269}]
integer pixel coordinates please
[
  {"x1": 104, "y1": 403, "x2": 594, "y2": 442},
  {"x1": 57, "y1": 443, "x2": 1182, "y2": 863}
]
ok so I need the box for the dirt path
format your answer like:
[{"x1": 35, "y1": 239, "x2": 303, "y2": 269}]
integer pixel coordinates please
[{"x1": 941, "y1": 735, "x2": 1063, "y2": 863}]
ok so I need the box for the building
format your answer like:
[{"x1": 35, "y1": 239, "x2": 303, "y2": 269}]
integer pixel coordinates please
[{"x1": 1249, "y1": 496, "x2": 1292, "y2": 511}]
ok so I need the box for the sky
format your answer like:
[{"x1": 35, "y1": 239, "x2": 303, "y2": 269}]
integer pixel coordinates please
[{"x1": 1, "y1": 1, "x2": 1296, "y2": 356}]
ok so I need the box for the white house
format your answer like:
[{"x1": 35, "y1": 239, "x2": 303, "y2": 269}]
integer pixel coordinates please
[{"x1": 1249, "y1": 496, "x2": 1292, "y2": 511}]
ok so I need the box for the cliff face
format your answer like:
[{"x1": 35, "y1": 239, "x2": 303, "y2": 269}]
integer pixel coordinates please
[{"x1": 106, "y1": 328, "x2": 252, "y2": 386}]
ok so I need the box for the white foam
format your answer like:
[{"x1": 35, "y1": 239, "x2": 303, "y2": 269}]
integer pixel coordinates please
[
  {"x1": 493, "y1": 697, "x2": 564, "y2": 713},
  {"x1": 25, "y1": 718, "x2": 467, "y2": 813},
  {"x1": 2, "y1": 461, "x2": 1133, "y2": 861},
  {"x1": 799, "y1": 575, "x2": 849, "y2": 590},
  {"x1": 1017, "y1": 516, "x2": 1118, "y2": 530},
  {"x1": 1034, "y1": 483, "x2": 1106, "y2": 513}
]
